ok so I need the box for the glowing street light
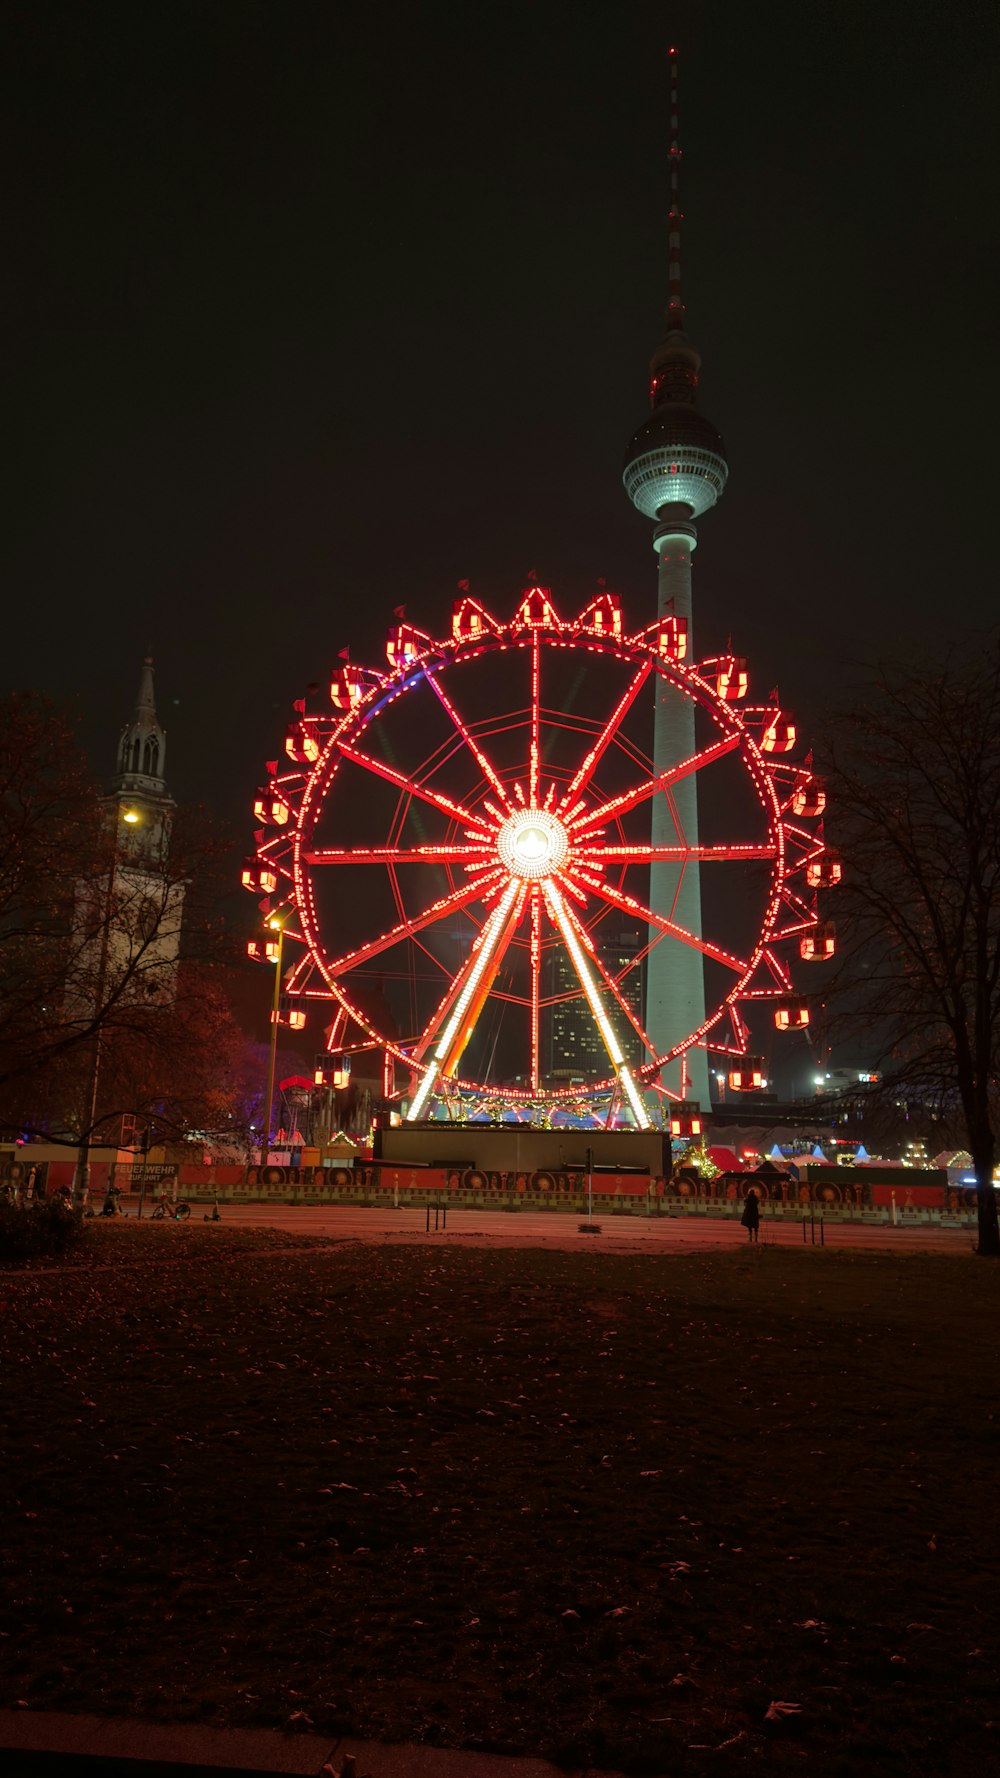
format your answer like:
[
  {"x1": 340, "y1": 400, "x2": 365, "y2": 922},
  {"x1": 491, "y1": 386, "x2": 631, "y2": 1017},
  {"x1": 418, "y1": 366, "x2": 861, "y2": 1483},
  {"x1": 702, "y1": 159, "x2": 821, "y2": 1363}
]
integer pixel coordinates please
[{"x1": 260, "y1": 913, "x2": 288, "y2": 1167}]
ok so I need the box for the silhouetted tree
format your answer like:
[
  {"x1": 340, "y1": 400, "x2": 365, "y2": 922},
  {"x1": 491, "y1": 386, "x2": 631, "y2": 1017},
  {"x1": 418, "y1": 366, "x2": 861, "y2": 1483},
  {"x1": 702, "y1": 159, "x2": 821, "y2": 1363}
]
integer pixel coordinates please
[
  {"x1": 0, "y1": 693, "x2": 246, "y2": 1148},
  {"x1": 0, "y1": 693, "x2": 101, "y2": 1100},
  {"x1": 825, "y1": 643, "x2": 1000, "y2": 1255}
]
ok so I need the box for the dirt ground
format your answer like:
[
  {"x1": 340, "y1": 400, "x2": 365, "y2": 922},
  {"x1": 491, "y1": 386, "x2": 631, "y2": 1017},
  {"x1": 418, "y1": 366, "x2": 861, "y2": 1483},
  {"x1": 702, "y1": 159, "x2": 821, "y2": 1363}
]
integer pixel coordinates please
[{"x1": 0, "y1": 1224, "x2": 997, "y2": 1776}]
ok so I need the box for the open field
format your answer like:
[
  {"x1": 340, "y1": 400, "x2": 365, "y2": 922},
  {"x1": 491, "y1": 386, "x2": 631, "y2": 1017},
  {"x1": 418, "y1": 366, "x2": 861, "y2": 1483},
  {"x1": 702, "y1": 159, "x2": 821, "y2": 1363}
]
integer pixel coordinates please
[
  {"x1": 1, "y1": 1224, "x2": 997, "y2": 1775},
  {"x1": 191, "y1": 1198, "x2": 980, "y2": 1254}
]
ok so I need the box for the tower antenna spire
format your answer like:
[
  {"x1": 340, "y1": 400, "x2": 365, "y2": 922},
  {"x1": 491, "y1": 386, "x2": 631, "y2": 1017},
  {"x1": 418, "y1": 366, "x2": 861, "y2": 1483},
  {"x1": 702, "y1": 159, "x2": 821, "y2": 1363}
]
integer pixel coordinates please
[{"x1": 666, "y1": 45, "x2": 684, "y2": 334}]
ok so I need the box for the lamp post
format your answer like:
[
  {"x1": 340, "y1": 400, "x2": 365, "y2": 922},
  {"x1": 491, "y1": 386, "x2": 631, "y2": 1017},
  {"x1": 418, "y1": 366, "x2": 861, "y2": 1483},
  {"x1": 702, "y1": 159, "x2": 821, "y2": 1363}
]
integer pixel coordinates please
[
  {"x1": 260, "y1": 915, "x2": 286, "y2": 1167},
  {"x1": 73, "y1": 806, "x2": 141, "y2": 1208}
]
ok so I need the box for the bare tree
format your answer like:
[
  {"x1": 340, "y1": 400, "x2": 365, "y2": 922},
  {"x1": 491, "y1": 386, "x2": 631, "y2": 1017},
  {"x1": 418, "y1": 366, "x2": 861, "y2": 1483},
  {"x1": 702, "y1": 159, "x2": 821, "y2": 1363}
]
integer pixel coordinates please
[
  {"x1": 54, "y1": 964, "x2": 254, "y2": 1150},
  {"x1": 0, "y1": 693, "x2": 102, "y2": 1095},
  {"x1": 0, "y1": 693, "x2": 246, "y2": 1153},
  {"x1": 825, "y1": 643, "x2": 1000, "y2": 1255}
]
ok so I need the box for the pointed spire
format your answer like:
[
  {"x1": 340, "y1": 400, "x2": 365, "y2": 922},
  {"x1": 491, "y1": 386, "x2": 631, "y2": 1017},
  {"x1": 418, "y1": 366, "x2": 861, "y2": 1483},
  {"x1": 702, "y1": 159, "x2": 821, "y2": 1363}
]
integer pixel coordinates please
[
  {"x1": 623, "y1": 42, "x2": 729, "y2": 521},
  {"x1": 648, "y1": 44, "x2": 701, "y2": 411},
  {"x1": 666, "y1": 46, "x2": 684, "y2": 334},
  {"x1": 111, "y1": 650, "x2": 168, "y2": 795},
  {"x1": 134, "y1": 646, "x2": 157, "y2": 721}
]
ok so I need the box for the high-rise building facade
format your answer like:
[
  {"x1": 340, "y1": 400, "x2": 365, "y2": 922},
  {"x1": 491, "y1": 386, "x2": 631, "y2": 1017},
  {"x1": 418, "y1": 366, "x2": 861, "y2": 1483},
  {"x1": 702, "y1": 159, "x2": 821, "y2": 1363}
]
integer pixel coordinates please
[{"x1": 546, "y1": 915, "x2": 645, "y2": 1083}]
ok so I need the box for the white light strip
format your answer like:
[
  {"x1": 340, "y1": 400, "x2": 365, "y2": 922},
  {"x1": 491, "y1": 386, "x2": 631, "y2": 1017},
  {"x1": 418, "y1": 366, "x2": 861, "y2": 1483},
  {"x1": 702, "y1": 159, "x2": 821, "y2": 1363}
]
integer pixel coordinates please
[
  {"x1": 406, "y1": 881, "x2": 520, "y2": 1121},
  {"x1": 544, "y1": 881, "x2": 651, "y2": 1130},
  {"x1": 618, "y1": 1064, "x2": 650, "y2": 1129}
]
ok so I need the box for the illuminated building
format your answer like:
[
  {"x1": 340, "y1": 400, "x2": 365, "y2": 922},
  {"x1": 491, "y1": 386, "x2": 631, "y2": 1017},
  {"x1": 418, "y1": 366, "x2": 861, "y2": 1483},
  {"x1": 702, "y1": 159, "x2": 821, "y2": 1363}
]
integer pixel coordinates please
[{"x1": 547, "y1": 915, "x2": 645, "y2": 1079}]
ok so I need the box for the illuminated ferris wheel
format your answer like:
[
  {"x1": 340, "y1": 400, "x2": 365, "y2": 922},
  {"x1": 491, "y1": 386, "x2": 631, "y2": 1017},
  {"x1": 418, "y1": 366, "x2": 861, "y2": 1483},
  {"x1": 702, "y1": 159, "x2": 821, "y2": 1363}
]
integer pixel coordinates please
[{"x1": 243, "y1": 587, "x2": 838, "y2": 1127}]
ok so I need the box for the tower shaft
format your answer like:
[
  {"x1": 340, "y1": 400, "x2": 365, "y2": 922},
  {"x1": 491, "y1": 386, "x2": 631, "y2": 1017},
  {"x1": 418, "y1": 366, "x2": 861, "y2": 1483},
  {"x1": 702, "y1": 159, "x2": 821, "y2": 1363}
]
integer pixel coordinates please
[{"x1": 646, "y1": 520, "x2": 710, "y2": 1106}]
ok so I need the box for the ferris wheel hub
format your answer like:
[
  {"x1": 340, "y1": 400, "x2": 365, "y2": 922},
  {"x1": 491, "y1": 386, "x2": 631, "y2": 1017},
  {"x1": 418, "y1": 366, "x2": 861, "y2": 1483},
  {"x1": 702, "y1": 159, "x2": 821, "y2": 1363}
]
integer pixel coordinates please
[{"x1": 497, "y1": 808, "x2": 570, "y2": 881}]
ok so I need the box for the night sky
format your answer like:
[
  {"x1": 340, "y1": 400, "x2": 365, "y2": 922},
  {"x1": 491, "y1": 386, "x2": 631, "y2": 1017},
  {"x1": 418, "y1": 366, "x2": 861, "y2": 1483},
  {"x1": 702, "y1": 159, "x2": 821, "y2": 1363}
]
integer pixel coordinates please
[{"x1": 6, "y1": 0, "x2": 998, "y2": 831}]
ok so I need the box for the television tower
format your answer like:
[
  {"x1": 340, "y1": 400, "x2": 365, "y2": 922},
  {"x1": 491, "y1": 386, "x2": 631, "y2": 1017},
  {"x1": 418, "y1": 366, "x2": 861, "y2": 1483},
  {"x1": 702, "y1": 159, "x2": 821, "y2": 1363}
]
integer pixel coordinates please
[{"x1": 622, "y1": 47, "x2": 728, "y2": 1109}]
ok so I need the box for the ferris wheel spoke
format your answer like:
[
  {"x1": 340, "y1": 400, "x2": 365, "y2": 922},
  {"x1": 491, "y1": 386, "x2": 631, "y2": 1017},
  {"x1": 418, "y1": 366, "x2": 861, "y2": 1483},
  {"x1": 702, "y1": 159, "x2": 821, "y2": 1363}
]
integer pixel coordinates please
[
  {"x1": 328, "y1": 871, "x2": 502, "y2": 975},
  {"x1": 306, "y1": 845, "x2": 491, "y2": 865},
  {"x1": 529, "y1": 886, "x2": 542, "y2": 1092},
  {"x1": 581, "y1": 873, "x2": 748, "y2": 974},
  {"x1": 436, "y1": 890, "x2": 522, "y2": 1080},
  {"x1": 337, "y1": 740, "x2": 489, "y2": 833},
  {"x1": 589, "y1": 842, "x2": 777, "y2": 863},
  {"x1": 558, "y1": 662, "x2": 652, "y2": 813},
  {"x1": 408, "y1": 897, "x2": 518, "y2": 1064},
  {"x1": 542, "y1": 880, "x2": 651, "y2": 1129},
  {"x1": 574, "y1": 732, "x2": 741, "y2": 833},
  {"x1": 406, "y1": 881, "x2": 523, "y2": 1121},
  {"x1": 529, "y1": 631, "x2": 541, "y2": 805},
  {"x1": 425, "y1": 670, "x2": 514, "y2": 812}
]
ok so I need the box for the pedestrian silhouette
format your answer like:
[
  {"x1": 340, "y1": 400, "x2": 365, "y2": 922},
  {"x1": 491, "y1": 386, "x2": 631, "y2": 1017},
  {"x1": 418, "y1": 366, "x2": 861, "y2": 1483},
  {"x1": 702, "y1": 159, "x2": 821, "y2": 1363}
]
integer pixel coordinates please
[{"x1": 741, "y1": 1186, "x2": 760, "y2": 1244}]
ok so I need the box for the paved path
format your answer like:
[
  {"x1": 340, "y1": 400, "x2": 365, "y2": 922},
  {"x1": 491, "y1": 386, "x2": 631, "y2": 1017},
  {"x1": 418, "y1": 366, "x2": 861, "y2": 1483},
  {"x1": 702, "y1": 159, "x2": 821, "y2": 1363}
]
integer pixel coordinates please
[
  {"x1": 155, "y1": 1201, "x2": 974, "y2": 1255},
  {"x1": 0, "y1": 1706, "x2": 625, "y2": 1776}
]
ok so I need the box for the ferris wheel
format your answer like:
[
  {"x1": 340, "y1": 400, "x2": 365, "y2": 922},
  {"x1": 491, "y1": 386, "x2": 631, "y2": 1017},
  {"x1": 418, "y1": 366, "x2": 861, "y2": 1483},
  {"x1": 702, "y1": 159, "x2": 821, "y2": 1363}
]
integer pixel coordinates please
[{"x1": 243, "y1": 587, "x2": 837, "y2": 1127}]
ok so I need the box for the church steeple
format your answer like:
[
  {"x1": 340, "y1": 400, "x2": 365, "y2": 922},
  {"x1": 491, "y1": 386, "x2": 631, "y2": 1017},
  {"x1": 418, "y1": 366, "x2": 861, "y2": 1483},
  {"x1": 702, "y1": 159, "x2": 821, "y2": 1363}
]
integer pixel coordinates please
[{"x1": 112, "y1": 650, "x2": 167, "y2": 796}]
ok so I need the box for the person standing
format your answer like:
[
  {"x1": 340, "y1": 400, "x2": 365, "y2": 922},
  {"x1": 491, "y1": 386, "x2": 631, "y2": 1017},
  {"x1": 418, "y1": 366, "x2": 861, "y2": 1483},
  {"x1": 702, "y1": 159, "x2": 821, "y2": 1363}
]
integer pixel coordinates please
[{"x1": 741, "y1": 1186, "x2": 760, "y2": 1244}]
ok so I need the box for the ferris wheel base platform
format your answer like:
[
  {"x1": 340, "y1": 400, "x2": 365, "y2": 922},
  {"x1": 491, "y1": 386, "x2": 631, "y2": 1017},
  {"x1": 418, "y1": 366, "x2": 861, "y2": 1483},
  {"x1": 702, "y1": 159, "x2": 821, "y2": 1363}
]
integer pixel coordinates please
[{"x1": 377, "y1": 1122, "x2": 668, "y2": 1181}]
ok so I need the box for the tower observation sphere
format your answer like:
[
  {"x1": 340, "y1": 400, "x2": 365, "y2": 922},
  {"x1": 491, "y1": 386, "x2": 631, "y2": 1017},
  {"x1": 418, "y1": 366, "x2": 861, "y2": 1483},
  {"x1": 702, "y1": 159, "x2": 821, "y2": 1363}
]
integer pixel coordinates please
[{"x1": 623, "y1": 345, "x2": 729, "y2": 520}]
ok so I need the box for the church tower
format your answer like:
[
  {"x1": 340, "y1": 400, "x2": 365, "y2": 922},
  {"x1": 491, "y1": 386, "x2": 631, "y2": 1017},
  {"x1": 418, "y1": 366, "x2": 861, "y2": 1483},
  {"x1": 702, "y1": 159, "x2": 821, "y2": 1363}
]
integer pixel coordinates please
[
  {"x1": 70, "y1": 655, "x2": 185, "y2": 1199},
  {"x1": 622, "y1": 49, "x2": 727, "y2": 1108},
  {"x1": 110, "y1": 651, "x2": 174, "y2": 853},
  {"x1": 70, "y1": 654, "x2": 184, "y2": 1024},
  {"x1": 102, "y1": 652, "x2": 183, "y2": 984}
]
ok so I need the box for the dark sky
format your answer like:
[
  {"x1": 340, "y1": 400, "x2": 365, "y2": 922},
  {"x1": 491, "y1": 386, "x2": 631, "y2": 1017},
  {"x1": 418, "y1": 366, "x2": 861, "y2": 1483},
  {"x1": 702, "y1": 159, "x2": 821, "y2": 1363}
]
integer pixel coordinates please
[{"x1": 5, "y1": 0, "x2": 999, "y2": 828}]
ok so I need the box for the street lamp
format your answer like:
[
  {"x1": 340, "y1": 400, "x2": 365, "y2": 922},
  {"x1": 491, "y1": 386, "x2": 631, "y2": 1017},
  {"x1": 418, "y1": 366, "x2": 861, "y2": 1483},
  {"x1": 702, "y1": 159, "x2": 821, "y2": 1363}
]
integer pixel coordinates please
[
  {"x1": 260, "y1": 914, "x2": 287, "y2": 1167},
  {"x1": 74, "y1": 805, "x2": 142, "y2": 1207}
]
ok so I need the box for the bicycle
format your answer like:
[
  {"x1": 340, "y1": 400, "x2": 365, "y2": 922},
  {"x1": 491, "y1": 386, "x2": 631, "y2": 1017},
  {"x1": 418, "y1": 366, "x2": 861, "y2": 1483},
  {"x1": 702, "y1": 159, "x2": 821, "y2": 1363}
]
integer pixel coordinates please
[{"x1": 151, "y1": 1198, "x2": 191, "y2": 1221}]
